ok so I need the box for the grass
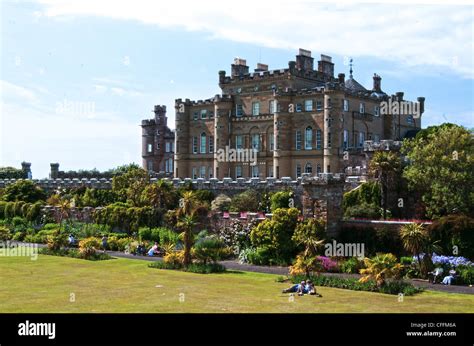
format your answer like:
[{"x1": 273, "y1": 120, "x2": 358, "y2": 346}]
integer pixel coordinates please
[{"x1": 0, "y1": 252, "x2": 473, "y2": 313}]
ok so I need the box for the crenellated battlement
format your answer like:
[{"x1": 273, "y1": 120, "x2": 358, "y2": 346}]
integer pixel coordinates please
[{"x1": 0, "y1": 178, "x2": 113, "y2": 190}]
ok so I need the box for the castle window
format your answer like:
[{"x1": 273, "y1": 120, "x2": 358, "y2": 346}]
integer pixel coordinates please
[
  {"x1": 192, "y1": 167, "x2": 197, "y2": 179},
  {"x1": 305, "y1": 100, "x2": 313, "y2": 112},
  {"x1": 316, "y1": 164, "x2": 322, "y2": 174},
  {"x1": 252, "y1": 102, "x2": 260, "y2": 116},
  {"x1": 209, "y1": 167, "x2": 213, "y2": 178},
  {"x1": 165, "y1": 159, "x2": 173, "y2": 173},
  {"x1": 305, "y1": 126, "x2": 313, "y2": 150},
  {"x1": 200, "y1": 166, "x2": 206, "y2": 178},
  {"x1": 200, "y1": 133, "x2": 207, "y2": 154},
  {"x1": 147, "y1": 143, "x2": 152, "y2": 153},
  {"x1": 269, "y1": 100, "x2": 276, "y2": 114},
  {"x1": 209, "y1": 111, "x2": 214, "y2": 118},
  {"x1": 374, "y1": 134, "x2": 380, "y2": 143},
  {"x1": 209, "y1": 136, "x2": 214, "y2": 153},
  {"x1": 296, "y1": 164, "x2": 302, "y2": 177},
  {"x1": 200, "y1": 110, "x2": 207, "y2": 119},
  {"x1": 193, "y1": 112, "x2": 198, "y2": 120},
  {"x1": 192, "y1": 137, "x2": 198, "y2": 154},
  {"x1": 407, "y1": 115, "x2": 414, "y2": 125},
  {"x1": 165, "y1": 142, "x2": 171, "y2": 153},
  {"x1": 295, "y1": 130, "x2": 302, "y2": 150},
  {"x1": 268, "y1": 166, "x2": 273, "y2": 178},
  {"x1": 251, "y1": 165, "x2": 259, "y2": 178},
  {"x1": 316, "y1": 101, "x2": 323, "y2": 111},
  {"x1": 235, "y1": 135, "x2": 243, "y2": 149},
  {"x1": 251, "y1": 134, "x2": 260, "y2": 151},
  {"x1": 236, "y1": 104, "x2": 243, "y2": 117},
  {"x1": 269, "y1": 134, "x2": 274, "y2": 151},
  {"x1": 236, "y1": 166, "x2": 242, "y2": 178},
  {"x1": 147, "y1": 161, "x2": 153, "y2": 172},
  {"x1": 327, "y1": 98, "x2": 332, "y2": 108},
  {"x1": 296, "y1": 103, "x2": 302, "y2": 113},
  {"x1": 305, "y1": 163, "x2": 313, "y2": 174},
  {"x1": 374, "y1": 105, "x2": 380, "y2": 116},
  {"x1": 327, "y1": 132, "x2": 332, "y2": 148},
  {"x1": 343, "y1": 130, "x2": 349, "y2": 149},
  {"x1": 343, "y1": 99, "x2": 349, "y2": 112},
  {"x1": 359, "y1": 132, "x2": 365, "y2": 147},
  {"x1": 359, "y1": 102, "x2": 365, "y2": 114}
]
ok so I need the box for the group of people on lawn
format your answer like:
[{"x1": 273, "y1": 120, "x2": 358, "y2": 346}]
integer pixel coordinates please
[{"x1": 282, "y1": 280, "x2": 322, "y2": 297}]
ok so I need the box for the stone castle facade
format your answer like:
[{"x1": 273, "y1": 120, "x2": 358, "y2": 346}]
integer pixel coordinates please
[{"x1": 142, "y1": 49, "x2": 423, "y2": 179}]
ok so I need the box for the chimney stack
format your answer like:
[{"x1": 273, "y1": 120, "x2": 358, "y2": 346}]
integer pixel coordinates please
[
  {"x1": 296, "y1": 48, "x2": 314, "y2": 71},
  {"x1": 338, "y1": 73, "x2": 345, "y2": 84},
  {"x1": 254, "y1": 63, "x2": 268, "y2": 72},
  {"x1": 373, "y1": 73, "x2": 382, "y2": 92},
  {"x1": 396, "y1": 92, "x2": 404, "y2": 101},
  {"x1": 231, "y1": 58, "x2": 249, "y2": 77},
  {"x1": 318, "y1": 54, "x2": 334, "y2": 78},
  {"x1": 50, "y1": 163, "x2": 59, "y2": 180},
  {"x1": 219, "y1": 70, "x2": 226, "y2": 84},
  {"x1": 417, "y1": 97, "x2": 425, "y2": 114}
]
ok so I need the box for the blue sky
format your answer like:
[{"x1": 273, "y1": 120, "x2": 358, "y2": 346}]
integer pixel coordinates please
[{"x1": 1, "y1": 0, "x2": 473, "y2": 178}]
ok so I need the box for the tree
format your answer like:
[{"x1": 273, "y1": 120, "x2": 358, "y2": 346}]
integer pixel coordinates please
[
  {"x1": 229, "y1": 190, "x2": 260, "y2": 212},
  {"x1": 141, "y1": 179, "x2": 177, "y2": 209},
  {"x1": 211, "y1": 194, "x2": 232, "y2": 211},
  {"x1": 399, "y1": 223, "x2": 428, "y2": 275},
  {"x1": 401, "y1": 123, "x2": 474, "y2": 219},
  {"x1": 369, "y1": 151, "x2": 401, "y2": 219},
  {"x1": 177, "y1": 215, "x2": 197, "y2": 267},
  {"x1": 112, "y1": 168, "x2": 149, "y2": 206},
  {"x1": 2, "y1": 180, "x2": 46, "y2": 203},
  {"x1": 359, "y1": 253, "x2": 403, "y2": 287},
  {"x1": 0, "y1": 167, "x2": 26, "y2": 179},
  {"x1": 270, "y1": 191, "x2": 294, "y2": 212}
]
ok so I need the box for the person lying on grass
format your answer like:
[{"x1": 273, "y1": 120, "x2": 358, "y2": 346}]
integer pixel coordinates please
[{"x1": 282, "y1": 280, "x2": 322, "y2": 297}]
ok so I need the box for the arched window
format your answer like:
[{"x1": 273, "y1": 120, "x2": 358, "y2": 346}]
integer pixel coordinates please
[
  {"x1": 305, "y1": 163, "x2": 313, "y2": 174},
  {"x1": 200, "y1": 132, "x2": 206, "y2": 154},
  {"x1": 305, "y1": 126, "x2": 313, "y2": 150}
]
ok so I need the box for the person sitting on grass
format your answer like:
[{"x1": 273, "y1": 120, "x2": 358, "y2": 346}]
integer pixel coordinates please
[
  {"x1": 442, "y1": 269, "x2": 456, "y2": 285},
  {"x1": 282, "y1": 280, "x2": 306, "y2": 294},
  {"x1": 305, "y1": 280, "x2": 322, "y2": 297},
  {"x1": 148, "y1": 242, "x2": 161, "y2": 257}
]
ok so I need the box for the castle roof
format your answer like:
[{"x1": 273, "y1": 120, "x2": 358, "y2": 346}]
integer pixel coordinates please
[{"x1": 345, "y1": 77, "x2": 367, "y2": 92}]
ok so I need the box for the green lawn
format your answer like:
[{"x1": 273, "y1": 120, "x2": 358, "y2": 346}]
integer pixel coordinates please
[{"x1": 0, "y1": 253, "x2": 473, "y2": 313}]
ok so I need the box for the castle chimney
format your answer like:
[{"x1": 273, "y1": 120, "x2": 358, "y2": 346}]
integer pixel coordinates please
[
  {"x1": 219, "y1": 70, "x2": 226, "y2": 84},
  {"x1": 373, "y1": 73, "x2": 382, "y2": 92},
  {"x1": 21, "y1": 162, "x2": 31, "y2": 179},
  {"x1": 231, "y1": 58, "x2": 249, "y2": 77},
  {"x1": 318, "y1": 54, "x2": 334, "y2": 78},
  {"x1": 254, "y1": 63, "x2": 268, "y2": 72},
  {"x1": 288, "y1": 61, "x2": 296, "y2": 73},
  {"x1": 296, "y1": 48, "x2": 314, "y2": 71},
  {"x1": 338, "y1": 73, "x2": 345, "y2": 84},
  {"x1": 50, "y1": 163, "x2": 59, "y2": 180},
  {"x1": 417, "y1": 97, "x2": 425, "y2": 114},
  {"x1": 396, "y1": 92, "x2": 404, "y2": 101}
]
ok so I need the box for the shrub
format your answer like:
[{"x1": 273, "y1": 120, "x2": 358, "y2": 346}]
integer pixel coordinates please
[
  {"x1": 4, "y1": 202, "x2": 15, "y2": 220},
  {"x1": 11, "y1": 232, "x2": 25, "y2": 241},
  {"x1": 193, "y1": 236, "x2": 227, "y2": 264},
  {"x1": 46, "y1": 233, "x2": 68, "y2": 251},
  {"x1": 186, "y1": 262, "x2": 226, "y2": 274},
  {"x1": 344, "y1": 203, "x2": 383, "y2": 219},
  {"x1": 216, "y1": 219, "x2": 255, "y2": 254},
  {"x1": 428, "y1": 215, "x2": 474, "y2": 260},
  {"x1": 457, "y1": 265, "x2": 474, "y2": 285},
  {"x1": 0, "y1": 226, "x2": 11, "y2": 241},
  {"x1": 39, "y1": 248, "x2": 111, "y2": 261},
  {"x1": 26, "y1": 202, "x2": 43, "y2": 222},
  {"x1": 339, "y1": 257, "x2": 365, "y2": 274},
  {"x1": 2, "y1": 180, "x2": 46, "y2": 203},
  {"x1": 359, "y1": 253, "x2": 404, "y2": 287},
  {"x1": 0, "y1": 201, "x2": 6, "y2": 219},
  {"x1": 79, "y1": 237, "x2": 100, "y2": 259},
  {"x1": 164, "y1": 250, "x2": 185, "y2": 267},
  {"x1": 270, "y1": 191, "x2": 293, "y2": 212},
  {"x1": 211, "y1": 194, "x2": 232, "y2": 212},
  {"x1": 148, "y1": 260, "x2": 182, "y2": 270},
  {"x1": 230, "y1": 190, "x2": 260, "y2": 212},
  {"x1": 116, "y1": 237, "x2": 134, "y2": 251}
]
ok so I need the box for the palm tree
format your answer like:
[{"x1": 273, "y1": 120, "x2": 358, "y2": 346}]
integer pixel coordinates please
[
  {"x1": 359, "y1": 253, "x2": 403, "y2": 287},
  {"x1": 400, "y1": 223, "x2": 428, "y2": 274},
  {"x1": 142, "y1": 179, "x2": 175, "y2": 209},
  {"x1": 56, "y1": 199, "x2": 72, "y2": 233},
  {"x1": 177, "y1": 215, "x2": 197, "y2": 267},
  {"x1": 369, "y1": 151, "x2": 401, "y2": 219}
]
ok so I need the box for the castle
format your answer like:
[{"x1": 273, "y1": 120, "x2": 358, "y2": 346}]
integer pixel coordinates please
[{"x1": 141, "y1": 49, "x2": 423, "y2": 179}]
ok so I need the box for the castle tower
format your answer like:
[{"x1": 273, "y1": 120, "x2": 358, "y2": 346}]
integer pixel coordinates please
[
  {"x1": 174, "y1": 99, "x2": 191, "y2": 178},
  {"x1": 213, "y1": 95, "x2": 233, "y2": 179},
  {"x1": 141, "y1": 105, "x2": 168, "y2": 172}
]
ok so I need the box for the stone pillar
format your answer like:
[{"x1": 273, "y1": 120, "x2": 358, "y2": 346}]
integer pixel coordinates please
[{"x1": 323, "y1": 88, "x2": 343, "y2": 173}]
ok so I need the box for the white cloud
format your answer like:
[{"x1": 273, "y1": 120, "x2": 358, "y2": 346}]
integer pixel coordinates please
[{"x1": 36, "y1": 0, "x2": 474, "y2": 78}]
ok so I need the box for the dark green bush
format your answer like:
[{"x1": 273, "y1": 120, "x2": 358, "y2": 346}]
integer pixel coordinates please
[
  {"x1": 270, "y1": 191, "x2": 293, "y2": 212},
  {"x1": 39, "y1": 248, "x2": 112, "y2": 261},
  {"x1": 193, "y1": 236, "x2": 227, "y2": 264},
  {"x1": 148, "y1": 261, "x2": 226, "y2": 274},
  {"x1": 339, "y1": 257, "x2": 364, "y2": 274},
  {"x1": 457, "y1": 265, "x2": 474, "y2": 285},
  {"x1": 229, "y1": 190, "x2": 260, "y2": 212},
  {"x1": 428, "y1": 215, "x2": 474, "y2": 260}
]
